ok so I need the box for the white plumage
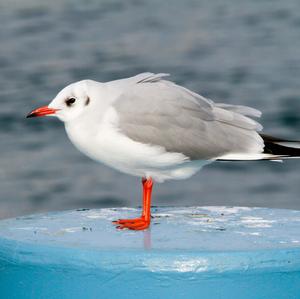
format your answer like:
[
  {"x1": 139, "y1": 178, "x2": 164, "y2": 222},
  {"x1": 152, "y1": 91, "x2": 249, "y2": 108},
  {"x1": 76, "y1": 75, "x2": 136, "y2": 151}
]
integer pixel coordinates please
[{"x1": 40, "y1": 72, "x2": 269, "y2": 182}]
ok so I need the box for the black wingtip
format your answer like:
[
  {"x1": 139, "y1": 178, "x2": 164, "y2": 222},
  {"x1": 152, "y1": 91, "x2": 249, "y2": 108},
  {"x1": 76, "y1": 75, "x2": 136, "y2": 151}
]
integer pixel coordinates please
[{"x1": 261, "y1": 133, "x2": 300, "y2": 157}]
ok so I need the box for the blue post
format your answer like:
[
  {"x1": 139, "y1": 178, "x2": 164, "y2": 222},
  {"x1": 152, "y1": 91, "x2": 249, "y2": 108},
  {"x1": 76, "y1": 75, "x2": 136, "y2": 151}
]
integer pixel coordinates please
[{"x1": 0, "y1": 207, "x2": 300, "y2": 299}]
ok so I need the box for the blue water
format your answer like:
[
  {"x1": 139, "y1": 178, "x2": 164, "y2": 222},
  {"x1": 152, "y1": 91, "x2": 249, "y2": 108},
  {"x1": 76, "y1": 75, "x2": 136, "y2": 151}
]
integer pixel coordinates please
[{"x1": 1, "y1": 0, "x2": 300, "y2": 219}]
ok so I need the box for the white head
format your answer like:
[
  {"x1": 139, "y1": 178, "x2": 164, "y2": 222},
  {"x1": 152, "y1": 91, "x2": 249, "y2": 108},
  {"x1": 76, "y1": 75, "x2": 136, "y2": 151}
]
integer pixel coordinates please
[{"x1": 27, "y1": 80, "x2": 101, "y2": 123}]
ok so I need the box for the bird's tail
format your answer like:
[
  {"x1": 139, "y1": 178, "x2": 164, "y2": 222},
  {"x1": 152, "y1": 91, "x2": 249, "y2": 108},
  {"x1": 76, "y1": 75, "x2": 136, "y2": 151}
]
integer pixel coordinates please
[
  {"x1": 217, "y1": 134, "x2": 300, "y2": 161},
  {"x1": 260, "y1": 134, "x2": 300, "y2": 159}
]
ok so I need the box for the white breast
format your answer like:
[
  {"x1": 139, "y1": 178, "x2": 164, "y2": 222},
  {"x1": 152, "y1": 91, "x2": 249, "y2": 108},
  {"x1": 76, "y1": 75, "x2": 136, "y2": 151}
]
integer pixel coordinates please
[{"x1": 64, "y1": 107, "x2": 207, "y2": 182}]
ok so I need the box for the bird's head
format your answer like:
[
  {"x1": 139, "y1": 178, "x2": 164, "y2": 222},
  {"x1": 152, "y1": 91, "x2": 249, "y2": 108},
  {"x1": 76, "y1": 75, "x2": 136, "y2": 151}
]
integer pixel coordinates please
[{"x1": 27, "y1": 80, "x2": 97, "y2": 123}]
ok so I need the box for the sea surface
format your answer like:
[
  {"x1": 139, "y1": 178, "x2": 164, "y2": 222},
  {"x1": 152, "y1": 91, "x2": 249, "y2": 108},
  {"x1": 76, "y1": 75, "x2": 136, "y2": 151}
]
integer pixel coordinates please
[{"x1": 0, "y1": 0, "x2": 300, "y2": 219}]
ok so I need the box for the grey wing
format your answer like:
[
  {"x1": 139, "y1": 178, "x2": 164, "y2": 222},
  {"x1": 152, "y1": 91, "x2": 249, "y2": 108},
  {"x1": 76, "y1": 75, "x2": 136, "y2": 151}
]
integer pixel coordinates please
[{"x1": 113, "y1": 73, "x2": 264, "y2": 160}]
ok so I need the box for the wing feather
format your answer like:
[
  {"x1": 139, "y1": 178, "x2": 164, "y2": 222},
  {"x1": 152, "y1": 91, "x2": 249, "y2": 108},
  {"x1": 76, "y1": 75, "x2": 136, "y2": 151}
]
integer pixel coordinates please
[{"x1": 113, "y1": 73, "x2": 264, "y2": 160}]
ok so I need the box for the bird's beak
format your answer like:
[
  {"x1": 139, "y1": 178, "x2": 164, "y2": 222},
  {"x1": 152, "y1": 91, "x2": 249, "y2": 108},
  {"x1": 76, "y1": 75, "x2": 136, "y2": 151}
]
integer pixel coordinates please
[{"x1": 26, "y1": 106, "x2": 59, "y2": 118}]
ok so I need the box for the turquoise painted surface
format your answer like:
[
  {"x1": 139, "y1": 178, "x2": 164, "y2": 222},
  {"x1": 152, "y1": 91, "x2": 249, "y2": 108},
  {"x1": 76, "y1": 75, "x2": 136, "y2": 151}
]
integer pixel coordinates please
[
  {"x1": 0, "y1": 207, "x2": 300, "y2": 298},
  {"x1": 1, "y1": 257, "x2": 300, "y2": 299}
]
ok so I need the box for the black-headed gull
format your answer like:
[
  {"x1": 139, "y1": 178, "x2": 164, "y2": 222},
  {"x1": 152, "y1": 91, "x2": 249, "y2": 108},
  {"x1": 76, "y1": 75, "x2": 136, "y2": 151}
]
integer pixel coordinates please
[{"x1": 27, "y1": 73, "x2": 300, "y2": 230}]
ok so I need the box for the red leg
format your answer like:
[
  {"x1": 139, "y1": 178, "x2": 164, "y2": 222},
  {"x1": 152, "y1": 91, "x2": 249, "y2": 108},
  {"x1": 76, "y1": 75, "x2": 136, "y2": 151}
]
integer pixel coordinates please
[{"x1": 113, "y1": 177, "x2": 153, "y2": 230}]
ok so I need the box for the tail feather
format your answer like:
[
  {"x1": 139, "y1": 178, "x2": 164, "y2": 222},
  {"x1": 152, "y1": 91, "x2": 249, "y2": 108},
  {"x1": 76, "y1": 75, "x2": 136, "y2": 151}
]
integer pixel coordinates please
[
  {"x1": 217, "y1": 134, "x2": 300, "y2": 161},
  {"x1": 261, "y1": 134, "x2": 300, "y2": 159}
]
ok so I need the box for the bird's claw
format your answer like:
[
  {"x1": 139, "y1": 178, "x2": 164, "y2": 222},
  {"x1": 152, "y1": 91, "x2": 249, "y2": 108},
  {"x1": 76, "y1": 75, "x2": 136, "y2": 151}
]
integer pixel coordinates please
[{"x1": 113, "y1": 217, "x2": 150, "y2": 230}]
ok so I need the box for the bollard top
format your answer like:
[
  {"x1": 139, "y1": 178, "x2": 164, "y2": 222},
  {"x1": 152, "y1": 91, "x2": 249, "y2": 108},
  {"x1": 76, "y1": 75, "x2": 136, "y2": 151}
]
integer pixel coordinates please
[{"x1": 0, "y1": 206, "x2": 300, "y2": 273}]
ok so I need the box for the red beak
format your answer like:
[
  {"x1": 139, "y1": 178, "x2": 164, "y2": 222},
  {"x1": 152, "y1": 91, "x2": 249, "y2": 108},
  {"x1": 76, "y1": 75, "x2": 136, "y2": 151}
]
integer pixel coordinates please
[{"x1": 26, "y1": 106, "x2": 58, "y2": 118}]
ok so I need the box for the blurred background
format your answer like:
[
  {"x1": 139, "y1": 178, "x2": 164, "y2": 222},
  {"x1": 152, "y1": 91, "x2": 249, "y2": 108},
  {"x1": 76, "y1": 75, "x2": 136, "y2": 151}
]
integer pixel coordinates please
[{"x1": 1, "y1": 0, "x2": 300, "y2": 219}]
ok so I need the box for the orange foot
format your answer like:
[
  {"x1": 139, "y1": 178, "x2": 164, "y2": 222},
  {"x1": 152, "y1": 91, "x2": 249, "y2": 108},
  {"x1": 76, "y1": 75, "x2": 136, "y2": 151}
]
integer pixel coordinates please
[{"x1": 112, "y1": 217, "x2": 150, "y2": 231}]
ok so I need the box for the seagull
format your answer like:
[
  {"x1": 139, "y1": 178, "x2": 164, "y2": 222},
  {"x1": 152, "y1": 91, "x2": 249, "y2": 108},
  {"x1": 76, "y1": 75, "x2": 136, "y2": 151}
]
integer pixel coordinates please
[{"x1": 27, "y1": 73, "x2": 300, "y2": 230}]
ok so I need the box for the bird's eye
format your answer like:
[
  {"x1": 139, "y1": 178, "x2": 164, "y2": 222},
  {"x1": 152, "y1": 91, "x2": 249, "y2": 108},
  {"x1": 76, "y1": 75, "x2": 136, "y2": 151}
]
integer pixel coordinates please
[{"x1": 65, "y1": 98, "x2": 76, "y2": 107}]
